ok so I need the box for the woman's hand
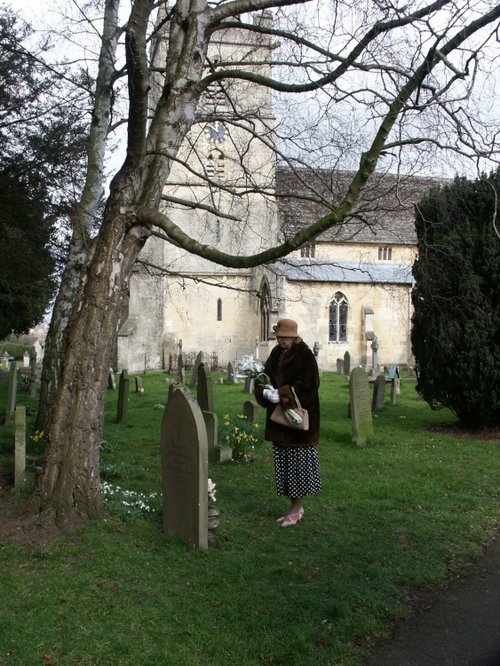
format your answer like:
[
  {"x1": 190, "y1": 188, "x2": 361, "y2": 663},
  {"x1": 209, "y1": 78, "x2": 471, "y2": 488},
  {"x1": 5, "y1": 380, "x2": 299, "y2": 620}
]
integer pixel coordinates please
[{"x1": 262, "y1": 388, "x2": 280, "y2": 403}]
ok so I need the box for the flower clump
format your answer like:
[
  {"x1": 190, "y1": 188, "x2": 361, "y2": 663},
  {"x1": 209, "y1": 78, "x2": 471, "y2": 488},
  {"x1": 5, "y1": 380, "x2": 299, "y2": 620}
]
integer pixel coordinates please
[
  {"x1": 208, "y1": 478, "x2": 217, "y2": 503},
  {"x1": 220, "y1": 414, "x2": 262, "y2": 463},
  {"x1": 101, "y1": 481, "x2": 160, "y2": 521}
]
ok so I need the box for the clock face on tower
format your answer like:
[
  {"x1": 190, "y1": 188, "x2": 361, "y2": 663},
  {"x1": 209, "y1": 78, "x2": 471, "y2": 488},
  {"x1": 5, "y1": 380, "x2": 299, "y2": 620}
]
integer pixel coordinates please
[{"x1": 204, "y1": 121, "x2": 226, "y2": 144}]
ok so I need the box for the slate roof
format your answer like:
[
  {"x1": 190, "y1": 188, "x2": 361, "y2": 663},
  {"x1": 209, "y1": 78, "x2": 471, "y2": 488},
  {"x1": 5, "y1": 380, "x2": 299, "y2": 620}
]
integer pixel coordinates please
[
  {"x1": 276, "y1": 166, "x2": 447, "y2": 246},
  {"x1": 273, "y1": 259, "x2": 414, "y2": 285}
]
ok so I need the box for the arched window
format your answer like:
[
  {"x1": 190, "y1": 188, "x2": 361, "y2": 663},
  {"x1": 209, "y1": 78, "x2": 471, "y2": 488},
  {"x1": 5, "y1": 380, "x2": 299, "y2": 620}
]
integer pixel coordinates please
[
  {"x1": 329, "y1": 292, "x2": 348, "y2": 342},
  {"x1": 217, "y1": 298, "x2": 222, "y2": 321},
  {"x1": 259, "y1": 279, "x2": 271, "y2": 341}
]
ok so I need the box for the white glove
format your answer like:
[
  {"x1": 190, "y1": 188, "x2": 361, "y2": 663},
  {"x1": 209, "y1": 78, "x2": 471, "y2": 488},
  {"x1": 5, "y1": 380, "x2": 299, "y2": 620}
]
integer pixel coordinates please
[{"x1": 263, "y1": 388, "x2": 280, "y2": 404}]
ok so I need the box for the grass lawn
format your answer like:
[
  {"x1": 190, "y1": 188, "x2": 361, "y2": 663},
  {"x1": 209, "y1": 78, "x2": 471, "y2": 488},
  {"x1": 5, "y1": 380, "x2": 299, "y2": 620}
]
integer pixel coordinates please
[{"x1": 0, "y1": 370, "x2": 498, "y2": 665}]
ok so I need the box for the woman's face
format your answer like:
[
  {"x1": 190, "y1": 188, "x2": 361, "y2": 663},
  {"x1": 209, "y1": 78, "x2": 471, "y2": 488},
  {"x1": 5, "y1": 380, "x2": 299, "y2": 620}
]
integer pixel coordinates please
[{"x1": 277, "y1": 336, "x2": 295, "y2": 351}]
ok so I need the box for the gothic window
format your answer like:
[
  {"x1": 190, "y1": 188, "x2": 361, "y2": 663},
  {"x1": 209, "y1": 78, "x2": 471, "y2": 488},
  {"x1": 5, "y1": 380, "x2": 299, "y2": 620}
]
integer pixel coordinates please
[
  {"x1": 217, "y1": 298, "x2": 222, "y2": 321},
  {"x1": 205, "y1": 150, "x2": 225, "y2": 179},
  {"x1": 259, "y1": 279, "x2": 271, "y2": 341},
  {"x1": 378, "y1": 246, "x2": 393, "y2": 260},
  {"x1": 300, "y1": 244, "x2": 316, "y2": 258},
  {"x1": 329, "y1": 291, "x2": 348, "y2": 342}
]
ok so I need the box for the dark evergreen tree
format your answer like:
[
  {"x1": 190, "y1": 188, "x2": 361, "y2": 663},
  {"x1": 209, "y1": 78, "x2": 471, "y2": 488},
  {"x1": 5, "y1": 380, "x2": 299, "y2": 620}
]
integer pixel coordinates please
[
  {"x1": 411, "y1": 169, "x2": 500, "y2": 429},
  {"x1": 0, "y1": 8, "x2": 89, "y2": 335},
  {"x1": 0, "y1": 172, "x2": 56, "y2": 338}
]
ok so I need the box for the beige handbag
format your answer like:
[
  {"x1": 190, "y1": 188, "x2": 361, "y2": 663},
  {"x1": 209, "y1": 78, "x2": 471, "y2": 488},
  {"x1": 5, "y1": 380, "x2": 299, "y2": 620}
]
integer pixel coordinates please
[{"x1": 270, "y1": 387, "x2": 309, "y2": 431}]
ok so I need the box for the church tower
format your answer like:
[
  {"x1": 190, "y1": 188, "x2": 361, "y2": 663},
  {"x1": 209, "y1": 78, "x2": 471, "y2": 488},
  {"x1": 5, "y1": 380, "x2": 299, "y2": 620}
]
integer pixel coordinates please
[{"x1": 117, "y1": 12, "x2": 280, "y2": 371}]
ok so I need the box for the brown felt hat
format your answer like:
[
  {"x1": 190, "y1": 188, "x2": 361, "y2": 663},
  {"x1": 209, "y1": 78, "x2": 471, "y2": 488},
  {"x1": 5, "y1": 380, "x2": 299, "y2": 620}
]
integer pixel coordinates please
[{"x1": 272, "y1": 319, "x2": 299, "y2": 337}]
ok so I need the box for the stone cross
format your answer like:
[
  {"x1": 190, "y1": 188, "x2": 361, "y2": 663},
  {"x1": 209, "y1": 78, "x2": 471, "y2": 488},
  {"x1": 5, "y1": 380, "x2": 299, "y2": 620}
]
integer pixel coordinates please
[{"x1": 161, "y1": 389, "x2": 208, "y2": 550}]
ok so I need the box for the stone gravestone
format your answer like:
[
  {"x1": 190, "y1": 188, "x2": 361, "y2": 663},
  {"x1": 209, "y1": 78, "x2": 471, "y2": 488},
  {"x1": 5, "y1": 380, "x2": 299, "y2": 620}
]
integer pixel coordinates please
[
  {"x1": 227, "y1": 361, "x2": 237, "y2": 384},
  {"x1": 15, "y1": 406, "x2": 26, "y2": 488},
  {"x1": 190, "y1": 351, "x2": 204, "y2": 388},
  {"x1": 108, "y1": 368, "x2": 116, "y2": 390},
  {"x1": 177, "y1": 353, "x2": 185, "y2": 385},
  {"x1": 7, "y1": 362, "x2": 17, "y2": 422},
  {"x1": 135, "y1": 376, "x2": 144, "y2": 395},
  {"x1": 388, "y1": 364, "x2": 400, "y2": 405},
  {"x1": 23, "y1": 351, "x2": 30, "y2": 369},
  {"x1": 161, "y1": 389, "x2": 208, "y2": 550},
  {"x1": 343, "y1": 351, "x2": 351, "y2": 376},
  {"x1": 336, "y1": 358, "x2": 344, "y2": 374},
  {"x1": 243, "y1": 376, "x2": 254, "y2": 394},
  {"x1": 117, "y1": 369, "x2": 129, "y2": 423},
  {"x1": 349, "y1": 367, "x2": 374, "y2": 446},
  {"x1": 243, "y1": 399, "x2": 259, "y2": 424},
  {"x1": 371, "y1": 373, "x2": 386, "y2": 411},
  {"x1": 197, "y1": 363, "x2": 214, "y2": 413}
]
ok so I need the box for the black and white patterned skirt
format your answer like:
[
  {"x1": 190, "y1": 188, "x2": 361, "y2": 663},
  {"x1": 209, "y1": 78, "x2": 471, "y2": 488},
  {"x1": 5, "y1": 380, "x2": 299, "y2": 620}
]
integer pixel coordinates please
[{"x1": 272, "y1": 445, "x2": 321, "y2": 498}]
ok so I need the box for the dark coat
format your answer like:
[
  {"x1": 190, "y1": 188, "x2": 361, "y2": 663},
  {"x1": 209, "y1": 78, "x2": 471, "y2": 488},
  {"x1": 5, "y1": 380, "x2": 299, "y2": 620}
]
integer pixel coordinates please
[{"x1": 254, "y1": 340, "x2": 320, "y2": 447}]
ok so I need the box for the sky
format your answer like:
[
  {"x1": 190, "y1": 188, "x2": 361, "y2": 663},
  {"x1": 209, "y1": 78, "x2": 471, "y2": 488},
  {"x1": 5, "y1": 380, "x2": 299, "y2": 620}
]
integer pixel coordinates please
[{"x1": 9, "y1": 0, "x2": 500, "y2": 180}]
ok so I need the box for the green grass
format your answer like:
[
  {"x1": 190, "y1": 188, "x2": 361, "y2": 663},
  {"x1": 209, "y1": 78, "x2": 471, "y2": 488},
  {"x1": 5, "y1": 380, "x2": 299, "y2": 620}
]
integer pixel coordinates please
[{"x1": 0, "y1": 370, "x2": 498, "y2": 665}]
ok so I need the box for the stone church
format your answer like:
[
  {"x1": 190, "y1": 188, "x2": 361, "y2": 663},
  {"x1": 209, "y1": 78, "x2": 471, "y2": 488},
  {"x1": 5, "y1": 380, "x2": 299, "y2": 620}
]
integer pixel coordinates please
[{"x1": 116, "y1": 12, "x2": 439, "y2": 374}]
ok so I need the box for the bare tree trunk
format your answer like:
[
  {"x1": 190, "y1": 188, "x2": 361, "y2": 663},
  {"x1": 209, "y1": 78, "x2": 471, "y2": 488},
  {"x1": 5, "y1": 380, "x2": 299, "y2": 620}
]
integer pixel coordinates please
[{"x1": 36, "y1": 194, "x2": 150, "y2": 528}]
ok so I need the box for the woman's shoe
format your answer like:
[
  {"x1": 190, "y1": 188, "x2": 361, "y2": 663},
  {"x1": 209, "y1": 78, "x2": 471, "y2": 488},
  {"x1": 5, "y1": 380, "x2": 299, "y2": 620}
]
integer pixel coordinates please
[{"x1": 280, "y1": 507, "x2": 304, "y2": 527}]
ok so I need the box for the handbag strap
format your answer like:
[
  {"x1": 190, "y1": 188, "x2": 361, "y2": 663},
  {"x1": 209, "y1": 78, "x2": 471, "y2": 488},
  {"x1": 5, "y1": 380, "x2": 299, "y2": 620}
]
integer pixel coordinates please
[{"x1": 290, "y1": 386, "x2": 302, "y2": 409}]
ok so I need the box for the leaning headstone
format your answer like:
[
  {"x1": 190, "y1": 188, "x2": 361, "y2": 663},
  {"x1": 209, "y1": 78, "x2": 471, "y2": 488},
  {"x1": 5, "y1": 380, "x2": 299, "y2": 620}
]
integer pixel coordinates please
[
  {"x1": 7, "y1": 362, "x2": 17, "y2": 422},
  {"x1": 349, "y1": 367, "x2": 374, "y2": 446},
  {"x1": 343, "y1": 351, "x2": 351, "y2": 376},
  {"x1": 117, "y1": 369, "x2": 129, "y2": 423},
  {"x1": 197, "y1": 363, "x2": 214, "y2": 413},
  {"x1": 371, "y1": 373, "x2": 386, "y2": 411},
  {"x1": 15, "y1": 406, "x2": 26, "y2": 488},
  {"x1": 243, "y1": 400, "x2": 259, "y2": 424},
  {"x1": 161, "y1": 389, "x2": 208, "y2": 550},
  {"x1": 190, "y1": 351, "x2": 205, "y2": 388},
  {"x1": 336, "y1": 358, "x2": 344, "y2": 374},
  {"x1": 108, "y1": 368, "x2": 116, "y2": 390}
]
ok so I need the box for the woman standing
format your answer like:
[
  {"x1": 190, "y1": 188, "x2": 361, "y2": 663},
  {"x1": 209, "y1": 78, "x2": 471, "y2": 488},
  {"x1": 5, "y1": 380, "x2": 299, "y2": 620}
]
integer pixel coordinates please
[{"x1": 254, "y1": 319, "x2": 321, "y2": 527}]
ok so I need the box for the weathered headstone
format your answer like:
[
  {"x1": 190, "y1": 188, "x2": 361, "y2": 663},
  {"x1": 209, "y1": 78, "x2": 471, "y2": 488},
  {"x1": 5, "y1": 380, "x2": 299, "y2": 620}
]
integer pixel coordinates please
[
  {"x1": 190, "y1": 351, "x2": 204, "y2": 388},
  {"x1": 15, "y1": 406, "x2": 26, "y2": 488},
  {"x1": 117, "y1": 369, "x2": 129, "y2": 423},
  {"x1": 108, "y1": 368, "x2": 116, "y2": 390},
  {"x1": 7, "y1": 362, "x2": 17, "y2": 422},
  {"x1": 177, "y1": 352, "x2": 185, "y2": 385},
  {"x1": 23, "y1": 351, "x2": 30, "y2": 369},
  {"x1": 161, "y1": 389, "x2": 208, "y2": 550},
  {"x1": 227, "y1": 361, "x2": 237, "y2": 384},
  {"x1": 336, "y1": 358, "x2": 344, "y2": 374},
  {"x1": 197, "y1": 363, "x2": 214, "y2": 413},
  {"x1": 371, "y1": 373, "x2": 386, "y2": 411},
  {"x1": 349, "y1": 367, "x2": 374, "y2": 445},
  {"x1": 343, "y1": 351, "x2": 351, "y2": 376},
  {"x1": 243, "y1": 399, "x2": 259, "y2": 424},
  {"x1": 135, "y1": 376, "x2": 144, "y2": 395}
]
